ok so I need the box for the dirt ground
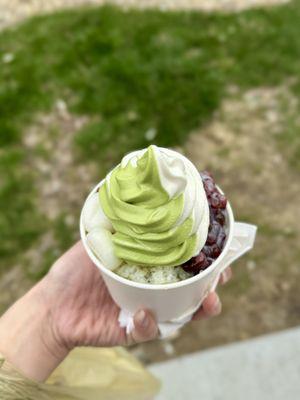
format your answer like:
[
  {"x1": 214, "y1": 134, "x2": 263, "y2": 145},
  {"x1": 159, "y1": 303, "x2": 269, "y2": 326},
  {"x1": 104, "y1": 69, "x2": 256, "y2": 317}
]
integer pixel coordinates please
[
  {"x1": 1, "y1": 83, "x2": 299, "y2": 364},
  {"x1": 132, "y1": 84, "x2": 300, "y2": 363}
]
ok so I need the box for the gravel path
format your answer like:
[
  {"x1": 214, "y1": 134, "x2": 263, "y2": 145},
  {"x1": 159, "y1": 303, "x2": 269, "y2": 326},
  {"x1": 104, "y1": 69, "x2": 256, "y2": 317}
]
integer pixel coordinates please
[{"x1": 0, "y1": 0, "x2": 290, "y2": 30}]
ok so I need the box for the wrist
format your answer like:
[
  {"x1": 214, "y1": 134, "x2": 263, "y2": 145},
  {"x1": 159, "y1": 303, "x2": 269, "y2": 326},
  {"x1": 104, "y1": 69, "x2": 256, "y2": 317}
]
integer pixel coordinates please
[{"x1": 0, "y1": 278, "x2": 69, "y2": 382}]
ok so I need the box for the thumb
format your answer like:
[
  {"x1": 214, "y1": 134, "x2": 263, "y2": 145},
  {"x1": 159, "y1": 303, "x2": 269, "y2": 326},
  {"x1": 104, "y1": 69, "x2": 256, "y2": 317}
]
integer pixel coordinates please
[{"x1": 130, "y1": 309, "x2": 158, "y2": 343}]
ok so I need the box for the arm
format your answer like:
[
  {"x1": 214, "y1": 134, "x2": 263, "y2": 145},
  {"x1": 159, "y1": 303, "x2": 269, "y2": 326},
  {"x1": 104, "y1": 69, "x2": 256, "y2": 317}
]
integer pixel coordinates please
[{"x1": 0, "y1": 279, "x2": 67, "y2": 382}]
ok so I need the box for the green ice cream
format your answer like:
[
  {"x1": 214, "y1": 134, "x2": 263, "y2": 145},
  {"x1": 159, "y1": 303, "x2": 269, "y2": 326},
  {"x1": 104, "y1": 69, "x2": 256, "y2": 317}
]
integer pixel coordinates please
[{"x1": 99, "y1": 146, "x2": 197, "y2": 267}]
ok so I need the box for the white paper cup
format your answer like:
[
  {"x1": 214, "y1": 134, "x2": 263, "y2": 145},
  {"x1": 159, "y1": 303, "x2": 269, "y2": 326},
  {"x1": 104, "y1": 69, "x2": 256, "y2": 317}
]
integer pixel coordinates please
[{"x1": 80, "y1": 181, "x2": 257, "y2": 323}]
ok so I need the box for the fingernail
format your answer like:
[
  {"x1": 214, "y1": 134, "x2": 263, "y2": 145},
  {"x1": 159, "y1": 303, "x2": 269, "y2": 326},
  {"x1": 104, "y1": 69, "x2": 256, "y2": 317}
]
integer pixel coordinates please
[
  {"x1": 212, "y1": 295, "x2": 222, "y2": 315},
  {"x1": 136, "y1": 310, "x2": 149, "y2": 329}
]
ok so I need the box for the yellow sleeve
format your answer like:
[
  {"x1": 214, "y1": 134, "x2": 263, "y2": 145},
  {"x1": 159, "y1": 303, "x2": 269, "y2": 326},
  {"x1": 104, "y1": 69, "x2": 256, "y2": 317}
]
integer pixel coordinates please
[{"x1": 0, "y1": 348, "x2": 160, "y2": 400}]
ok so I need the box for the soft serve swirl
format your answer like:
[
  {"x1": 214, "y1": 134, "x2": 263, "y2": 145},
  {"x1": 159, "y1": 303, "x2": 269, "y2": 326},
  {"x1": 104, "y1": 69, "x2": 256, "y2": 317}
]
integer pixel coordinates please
[{"x1": 97, "y1": 145, "x2": 209, "y2": 268}]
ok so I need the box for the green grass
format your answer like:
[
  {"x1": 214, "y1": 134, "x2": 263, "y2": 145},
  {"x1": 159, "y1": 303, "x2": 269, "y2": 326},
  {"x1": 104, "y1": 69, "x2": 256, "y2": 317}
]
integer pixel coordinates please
[
  {"x1": 0, "y1": 150, "x2": 46, "y2": 262},
  {"x1": 1, "y1": 2, "x2": 300, "y2": 275}
]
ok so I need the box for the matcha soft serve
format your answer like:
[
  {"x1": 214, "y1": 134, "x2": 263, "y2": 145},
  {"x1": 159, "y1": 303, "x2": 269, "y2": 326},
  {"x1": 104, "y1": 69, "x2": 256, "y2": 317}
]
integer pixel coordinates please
[{"x1": 82, "y1": 146, "x2": 210, "y2": 280}]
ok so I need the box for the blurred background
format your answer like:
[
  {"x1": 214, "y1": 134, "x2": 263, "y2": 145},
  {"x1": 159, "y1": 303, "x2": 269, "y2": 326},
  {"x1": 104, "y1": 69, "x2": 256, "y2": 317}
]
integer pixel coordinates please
[{"x1": 0, "y1": 0, "x2": 299, "y2": 397}]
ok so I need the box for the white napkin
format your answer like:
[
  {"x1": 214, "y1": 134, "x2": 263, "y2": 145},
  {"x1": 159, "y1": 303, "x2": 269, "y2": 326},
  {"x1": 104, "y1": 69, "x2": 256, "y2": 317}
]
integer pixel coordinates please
[{"x1": 118, "y1": 309, "x2": 193, "y2": 339}]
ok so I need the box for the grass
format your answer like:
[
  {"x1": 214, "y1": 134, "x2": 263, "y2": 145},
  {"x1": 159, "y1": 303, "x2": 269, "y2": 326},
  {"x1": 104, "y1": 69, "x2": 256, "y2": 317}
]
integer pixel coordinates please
[
  {"x1": 0, "y1": 150, "x2": 47, "y2": 262},
  {"x1": 0, "y1": 2, "x2": 300, "y2": 275}
]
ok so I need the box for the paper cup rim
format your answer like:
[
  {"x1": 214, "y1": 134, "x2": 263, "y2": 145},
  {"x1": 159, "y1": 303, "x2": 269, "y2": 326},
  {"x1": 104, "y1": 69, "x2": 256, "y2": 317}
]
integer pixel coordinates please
[{"x1": 80, "y1": 180, "x2": 234, "y2": 291}]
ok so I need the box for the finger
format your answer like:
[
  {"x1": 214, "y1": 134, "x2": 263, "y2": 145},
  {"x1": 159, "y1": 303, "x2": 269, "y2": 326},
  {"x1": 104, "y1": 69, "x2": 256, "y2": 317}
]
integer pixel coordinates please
[
  {"x1": 192, "y1": 292, "x2": 222, "y2": 320},
  {"x1": 219, "y1": 267, "x2": 233, "y2": 285},
  {"x1": 130, "y1": 309, "x2": 158, "y2": 344}
]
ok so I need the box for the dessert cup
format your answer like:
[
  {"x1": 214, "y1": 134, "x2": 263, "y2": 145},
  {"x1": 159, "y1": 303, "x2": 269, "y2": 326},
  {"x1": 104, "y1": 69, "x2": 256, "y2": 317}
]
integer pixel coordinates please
[{"x1": 80, "y1": 179, "x2": 256, "y2": 323}]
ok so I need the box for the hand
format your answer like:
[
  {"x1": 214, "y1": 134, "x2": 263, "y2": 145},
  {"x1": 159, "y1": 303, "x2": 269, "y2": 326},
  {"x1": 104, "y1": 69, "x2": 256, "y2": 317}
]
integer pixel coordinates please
[
  {"x1": 45, "y1": 242, "x2": 232, "y2": 347},
  {"x1": 45, "y1": 241, "x2": 158, "y2": 349},
  {"x1": 0, "y1": 241, "x2": 232, "y2": 382}
]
